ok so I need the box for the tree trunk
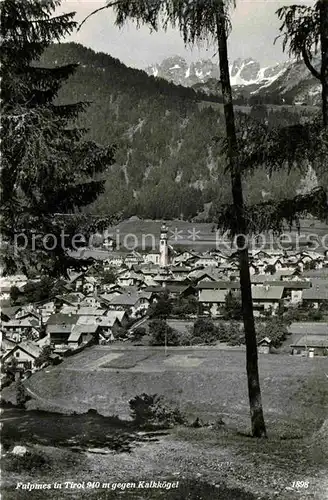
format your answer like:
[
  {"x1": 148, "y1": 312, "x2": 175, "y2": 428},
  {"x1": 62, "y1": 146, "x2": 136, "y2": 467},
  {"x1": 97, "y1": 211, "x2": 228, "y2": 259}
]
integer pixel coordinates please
[
  {"x1": 216, "y1": 3, "x2": 267, "y2": 438},
  {"x1": 319, "y1": 0, "x2": 328, "y2": 128}
]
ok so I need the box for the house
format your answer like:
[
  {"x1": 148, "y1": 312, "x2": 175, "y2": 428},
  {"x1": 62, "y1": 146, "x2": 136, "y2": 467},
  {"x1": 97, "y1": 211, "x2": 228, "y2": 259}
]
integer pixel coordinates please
[
  {"x1": 68, "y1": 322, "x2": 100, "y2": 348},
  {"x1": 117, "y1": 269, "x2": 144, "y2": 287},
  {"x1": 108, "y1": 291, "x2": 152, "y2": 317},
  {"x1": 83, "y1": 276, "x2": 97, "y2": 294},
  {"x1": 1, "y1": 341, "x2": 42, "y2": 371},
  {"x1": 163, "y1": 284, "x2": 196, "y2": 299},
  {"x1": 196, "y1": 281, "x2": 240, "y2": 301},
  {"x1": 2, "y1": 319, "x2": 40, "y2": 342},
  {"x1": 188, "y1": 268, "x2": 223, "y2": 283},
  {"x1": 0, "y1": 335, "x2": 17, "y2": 356},
  {"x1": 198, "y1": 289, "x2": 228, "y2": 317},
  {"x1": 76, "y1": 307, "x2": 106, "y2": 317},
  {"x1": 36, "y1": 300, "x2": 56, "y2": 322},
  {"x1": 251, "y1": 285, "x2": 284, "y2": 315},
  {"x1": 251, "y1": 274, "x2": 270, "y2": 285},
  {"x1": 1, "y1": 306, "x2": 23, "y2": 321},
  {"x1": 290, "y1": 336, "x2": 328, "y2": 356},
  {"x1": 46, "y1": 314, "x2": 78, "y2": 347},
  {"x1": 288, "y1": 322, "x2": 328, "y2": 356},
  {"x1": 68, "y1": 272, "x2": 84, "y2": 291},
  {"x1": 190, "y1": 255, "x2": 218, "y2": 268},
  {"x1": 272, "y1": 269, "x2": 301, "y2": 281},
  {"x1": 170, "y1": 266, "x2": 192, "y2": 279},
  {"x1": 79, "y1": 292, "x2": 101, "y2": 308},
  {"x1": 103, "y1": 253, "x2": 125, "y2": 268},
  {"x1": 143, "y1": 252, "x2": 161, "y2": 265},
  {"x1": 173, "y1": 250, "x2": 197, "y2": 265},
  {"x1": 124, "y1": 252, "x2": 143, "y2": 268},
  {"x1": 257, "y1": 337, "x2": 272, "y2": 354},
  {"x1": 302, "y1": 286, "x2": 328, "y2": 309},
  {"x1": 265, "y1": 281, "x2": 311, "y2": 304}
]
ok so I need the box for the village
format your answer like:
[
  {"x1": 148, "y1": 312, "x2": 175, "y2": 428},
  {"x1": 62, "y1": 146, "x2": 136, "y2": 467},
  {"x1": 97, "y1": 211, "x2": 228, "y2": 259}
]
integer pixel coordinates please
[{"x1": 1, "y1": 223, "x2": 328, "y2": 386}]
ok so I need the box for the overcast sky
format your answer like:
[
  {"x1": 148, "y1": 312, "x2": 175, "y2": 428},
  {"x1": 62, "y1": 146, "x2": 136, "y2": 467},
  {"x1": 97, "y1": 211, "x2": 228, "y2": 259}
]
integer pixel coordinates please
[{"x1": 60, "y1": 0, "x2": 314, "y2": 68}]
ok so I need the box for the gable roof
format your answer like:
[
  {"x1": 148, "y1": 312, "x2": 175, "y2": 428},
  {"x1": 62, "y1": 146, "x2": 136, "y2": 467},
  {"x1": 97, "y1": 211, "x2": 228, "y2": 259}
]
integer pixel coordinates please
[
  {"x1": 2, "y1": 340, "x2": 42, "y2": 360},
  {"x1": 291, "y1": 335, "x2": 328, "y2": 348},
  {"x1": 302, "y1": 287, "x2": 328, "y2": 301},
  {"x1": 76, "y1": 307, "x2": 106, "y2": 316},
  {"x1": 251, "y1": 286, "x2": 284, "y2": 300},
  {"x1": 258, "y1": 337, "x2": 272, "y2": 345},
  {"x1": 1, "y1": 306, "x2": 22, "y2": 319},
  {"x1": 46, "y1": 313, "x2": 78, "y2": 325},
  {"x1": 196, "y1": 281, "x2": 240, "y2": 290},
  {"x1": 199, "y1": 289, "x2": 228, "y2": 303},
  {"x1": 288, "y1": 322, "x2": 328, "y2": 335}
]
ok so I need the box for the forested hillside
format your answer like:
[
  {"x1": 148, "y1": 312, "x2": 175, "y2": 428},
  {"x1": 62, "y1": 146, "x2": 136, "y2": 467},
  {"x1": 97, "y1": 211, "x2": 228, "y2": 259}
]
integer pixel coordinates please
[{"x1": 39, "y1": 43, "x2": 313, "y2": 220}]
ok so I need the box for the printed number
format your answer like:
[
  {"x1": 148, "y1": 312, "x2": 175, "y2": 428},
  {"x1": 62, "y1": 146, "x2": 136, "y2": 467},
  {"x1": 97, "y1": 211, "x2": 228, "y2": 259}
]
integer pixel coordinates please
[{"x1": 292, "y1": 481, "x2": 309, "y2": 489}]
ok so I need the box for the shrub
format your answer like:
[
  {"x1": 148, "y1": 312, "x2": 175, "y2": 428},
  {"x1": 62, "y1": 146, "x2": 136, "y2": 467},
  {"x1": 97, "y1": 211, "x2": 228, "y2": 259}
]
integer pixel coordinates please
[
  {"x1": 190, "y1": 336, "x2": 204, "y2": 345},
  {"x1": 133, "y1": 327, "x2": 146, "y2": 340},
  {"x1": 192, "y1": 318, "x2": 218, "y2": 344},
  {"x1": 177, "y1": 330, "x2": 192, "y2": 346},
  {"x1": 256, "y1": 320, "x2": 288, "y2": 348},
  {"x1": 7, "y1": 450, "x2": 50, "y2": 472},
  {"x1": 149, "y1": 319, "x2": 180, "y2": 346},
  {"x1": 129, "y1": 393, "x2": 185, "y2": 428},
  {"x1": 16, "y1": 381, "x2": 28, "y2": 408}
]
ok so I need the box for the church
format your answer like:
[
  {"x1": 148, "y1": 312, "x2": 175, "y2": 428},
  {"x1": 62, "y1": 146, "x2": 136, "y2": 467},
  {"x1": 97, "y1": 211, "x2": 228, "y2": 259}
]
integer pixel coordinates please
[{"x1": 143, "y1": 223, "x2": 173, "y2": 267}]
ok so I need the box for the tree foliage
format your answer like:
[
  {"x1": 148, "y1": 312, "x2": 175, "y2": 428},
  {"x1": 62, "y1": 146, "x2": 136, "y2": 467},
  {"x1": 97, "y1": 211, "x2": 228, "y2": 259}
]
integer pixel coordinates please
[
  {"x1": 1, "y1": 0, "x2": 116, "y2": 277},
  {"x1": 148, "y1": 292, "x2": 173, "y2": 319},
  {"x1": 148, "y1": 319, "x2": 179, "y2": 346}
]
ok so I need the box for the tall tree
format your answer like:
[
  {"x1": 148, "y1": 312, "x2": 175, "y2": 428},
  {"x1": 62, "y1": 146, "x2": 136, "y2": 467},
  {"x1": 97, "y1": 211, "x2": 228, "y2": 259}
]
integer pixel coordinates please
[
  {"x1": 1, "y1": 0, "x2": 116, "y2": 277},
  {"x1": 276, "y1": 0, "x2": 328, "y2": 127},
  {"x1": 82, "y1": 0, "x2": 267, "y2": 437}
]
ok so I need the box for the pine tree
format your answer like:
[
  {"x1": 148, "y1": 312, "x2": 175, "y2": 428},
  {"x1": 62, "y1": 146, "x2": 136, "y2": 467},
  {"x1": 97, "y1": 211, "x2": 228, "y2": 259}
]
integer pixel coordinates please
[
  {"x1": 276, "y1": 0, "x2": 328, "y2": 128},
  {"x1": 1, "y1": 0, "x2": 115, "y2": 277},
  {"x1": 82, "y1": 0, "x2": 267, "y2": 438}
]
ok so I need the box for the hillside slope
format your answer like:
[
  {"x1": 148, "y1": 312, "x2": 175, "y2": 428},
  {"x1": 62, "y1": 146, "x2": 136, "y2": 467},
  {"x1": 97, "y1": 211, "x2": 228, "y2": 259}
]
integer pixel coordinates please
[{"x1": 39, "y1": 43, "x2": 308, "y2": 219}]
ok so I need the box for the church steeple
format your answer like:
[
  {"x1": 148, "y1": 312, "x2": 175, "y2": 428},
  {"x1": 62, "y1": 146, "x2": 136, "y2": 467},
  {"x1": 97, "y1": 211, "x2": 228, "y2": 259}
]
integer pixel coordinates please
[{"x1": 159, "y1": 223, "x2": 169, "y2": 267}]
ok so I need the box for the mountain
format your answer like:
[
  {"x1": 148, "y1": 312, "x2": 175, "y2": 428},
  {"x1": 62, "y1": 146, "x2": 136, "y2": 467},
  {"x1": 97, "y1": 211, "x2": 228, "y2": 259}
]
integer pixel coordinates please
[
  {"x1": 146, "y1": 55, "x2": 321, "y2": 106},
  {"x1": 38, "y1": 43, "x2": 314, "y2": 220}
]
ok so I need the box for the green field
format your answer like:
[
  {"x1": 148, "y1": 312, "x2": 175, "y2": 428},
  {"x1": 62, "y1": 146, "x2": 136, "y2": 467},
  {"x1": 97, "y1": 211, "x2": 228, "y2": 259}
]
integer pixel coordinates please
[
  {"x1": 7, "y1": 346, "x2": 327, "y2": 437},
  {"x1": 107, "y1": 217, "x2": 328, "y2": 252},
  {"x1": 2, "y1": 346, "x2": 328, "y2": 500}
]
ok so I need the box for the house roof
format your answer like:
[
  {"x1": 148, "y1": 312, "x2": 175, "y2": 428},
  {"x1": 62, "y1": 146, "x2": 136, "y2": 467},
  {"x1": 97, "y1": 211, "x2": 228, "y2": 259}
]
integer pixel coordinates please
[
  {"x1": 143, "y1": 286, "x2": 165, "y2": 293},
  {"x1": 273, "y1": 269, "x2": 298, "y2": 278},
  {"x1": 196, "y1": 281, "x2": 240, "y2": 290},
  {"x1": 7, "y1": 340, "x2": 42, "y2": 359},
  {"x1": 0, "y1": 336, "x2": 17, "y2": 352},
  {"x1": 47, "y1": 324, "x2": 73, "y2": 334},
  {"x1": 76, "y1": 307, "x2": 106, "y2": 316},
  {"x1": 291, "y1": 335, "x2": 328, "y2": 348},
  {"x1": 170, "y1": 266, "x2": 191, "y2": 273},
  {"x1": 109, "y1": 294, "x2": 139, "y2": 306},
  {"x1": 287, "y1": 322, "x2": 328, "y2": 335},
  {"x1": 2, "y1": 319, "x2": 37, "y2": 328},
  {"x1": 47, "y1": 313, "x2": 78, "y2": 325},
  {"x1": 302, "y1": 287, "x2": 328, "y2": 301},
  {"x1": 258, "y1": 337, "x2": 272, "y2": 345},
  {"x1": 251, "y1": 275, "x2": 272, "y2": 283},
  {"x1": 1, "y1": 306, "x2": 22, "y2": 318},
  {"x1": 251, "y1": 286, "x2": 284, "y2": 300},
  {"x1": 303, "y1": 269, "x2": 328, "y2": 278},
  {"x1": 265, "y1": 281, "x2": 311, "y2": 289},
  {"x1": 96, "y1": 316, "x2": 119, "y2": 327},
  {"x1": 199, "y1": 290, "x2": 228, "y2": 303},
  {"x1": 68, "y1": 326, "x2": 84, "y2": 342}
]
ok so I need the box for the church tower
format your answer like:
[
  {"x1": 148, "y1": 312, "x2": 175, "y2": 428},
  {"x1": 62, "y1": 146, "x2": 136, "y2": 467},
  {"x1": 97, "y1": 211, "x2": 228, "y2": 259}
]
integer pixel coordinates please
[{"x1": 159, "y1": 223, "x2": 169, "y2": 267}]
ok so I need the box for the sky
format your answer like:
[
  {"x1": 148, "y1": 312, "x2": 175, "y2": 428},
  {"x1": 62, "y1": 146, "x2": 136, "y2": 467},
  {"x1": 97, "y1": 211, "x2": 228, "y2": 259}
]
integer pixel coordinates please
[{"x1": 60, "y1": 0, "x2": 314, "y2": 69}]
